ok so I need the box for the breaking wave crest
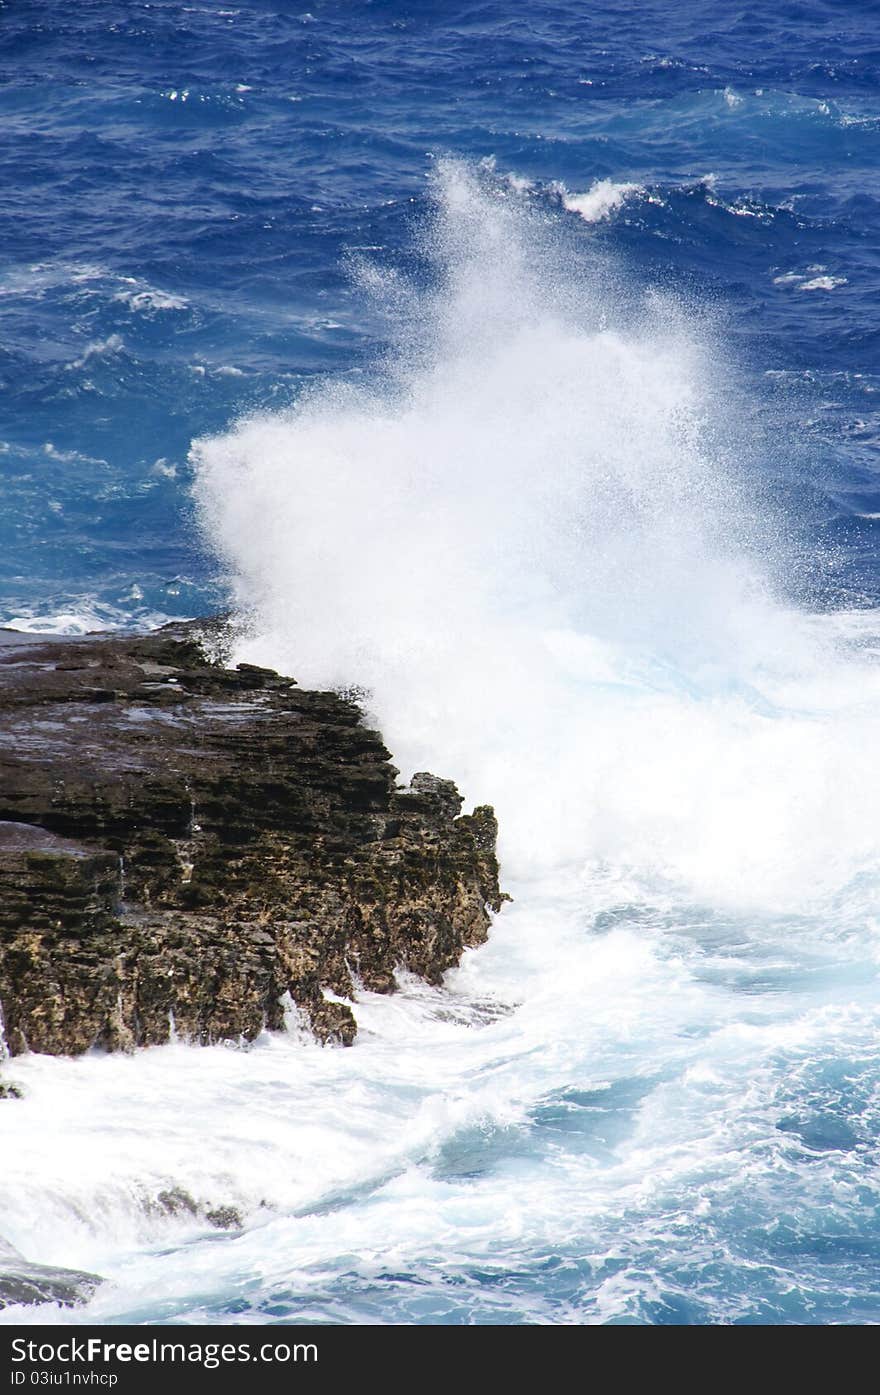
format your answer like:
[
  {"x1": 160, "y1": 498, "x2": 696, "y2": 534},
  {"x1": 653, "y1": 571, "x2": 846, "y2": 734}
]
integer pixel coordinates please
[
  {"x1": 193, "y1": 160, "x2": 880, "y2": 912},
  {"x1": 4, "y1": 161, "x2": 880, "y2": 1329}
]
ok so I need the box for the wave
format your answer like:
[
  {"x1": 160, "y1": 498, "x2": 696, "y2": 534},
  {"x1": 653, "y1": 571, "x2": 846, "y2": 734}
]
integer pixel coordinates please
[
  {"x1": 192, "y1": 158, "x2": 880, "y2": 912},
  {"x1": 560, "y1": 179, "x2": 644, "y2": 223},
  {"x1": 3, "y1": 159, "x2": 880, "y2": 1326},
  {"x1": 2, "y1": 607, "x2": 178, "y2": 636}
]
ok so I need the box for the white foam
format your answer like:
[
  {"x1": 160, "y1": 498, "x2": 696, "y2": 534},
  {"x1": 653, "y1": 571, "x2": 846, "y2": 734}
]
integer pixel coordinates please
[
  {"x1": 561, "y1": 178, "x2": 643, "y2": 222},
  {"x1": 193, "y1": 159, "x2": 880, "y2": 912},
  {"x1": 114, "y1": 287, "x2": 189, "y2": 313},
  {"x1": 41, "y1": 442, "x2": 107, "y2": 466},
  {"x1": 2, "y1": 606, "x2": 175, "y2": 636},
  {"x1": 3, "y1": 890, "x2": 877, "y2": 1323},
  {"x1": 774, "y1": 267, "x2": 847, "y2": 292},
  {"x1": 3, "y1": 613, "x2": 111, "y2": 636},
  {"x1": 4, "y1": 161, "x2": 880, "y2": 1324},
  {"x1": 66, "y1": 335, "x2": 123, "y2": 371},
  {"x1": 798, "y1": 275, "x2": 847, "y2": 292},
  {"x1": 0, "y1": 262, "x2": 107, "y2": 299}
]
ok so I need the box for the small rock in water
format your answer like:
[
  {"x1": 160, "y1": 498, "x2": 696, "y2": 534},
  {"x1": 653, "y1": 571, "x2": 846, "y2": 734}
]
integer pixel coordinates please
[
  {"x1": 156, "y1": 1186, "x2": 199, "y2": 1217},
  {"x1": 154, "y1": 1187, "x2": 242, "y2": 1230},
  {"x1": 205, "y1": 1206, "x2": 242, "y2": 1230}
]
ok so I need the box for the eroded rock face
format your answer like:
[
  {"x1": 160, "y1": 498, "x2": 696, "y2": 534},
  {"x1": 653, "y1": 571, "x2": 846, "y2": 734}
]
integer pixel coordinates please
[
  {"x1": 0, "y1": 621, "x2": 503, "y2": 1054},
  {"x1": 0, "y1": 1236, "x2": 101, "y2": 1309}
]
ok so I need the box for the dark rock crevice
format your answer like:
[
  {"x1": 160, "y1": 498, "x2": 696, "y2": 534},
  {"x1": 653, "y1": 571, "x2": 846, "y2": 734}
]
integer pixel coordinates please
[{"x1": 0, "y1": 620, "x2": 504, "y2": 1056}]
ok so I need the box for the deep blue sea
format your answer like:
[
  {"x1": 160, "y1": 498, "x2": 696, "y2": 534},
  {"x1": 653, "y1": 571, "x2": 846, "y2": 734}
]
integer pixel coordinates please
[{"x1": 3, "y1": 0, "x2": 880, "y2": 1326}]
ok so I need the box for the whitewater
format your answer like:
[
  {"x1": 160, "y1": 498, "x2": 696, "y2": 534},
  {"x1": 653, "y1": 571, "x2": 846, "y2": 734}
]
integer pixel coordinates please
[{"x1": 3, "y1": 163, "x2": 880, "y2": 1326}]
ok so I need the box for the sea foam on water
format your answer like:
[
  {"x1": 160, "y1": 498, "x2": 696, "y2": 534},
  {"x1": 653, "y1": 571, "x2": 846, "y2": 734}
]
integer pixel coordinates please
[{"x1": 3, "y1": 161, "x2": 880, "y2": 1326}]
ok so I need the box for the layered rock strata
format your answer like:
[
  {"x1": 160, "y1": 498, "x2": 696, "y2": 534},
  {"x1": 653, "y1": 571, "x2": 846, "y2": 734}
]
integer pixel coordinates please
[{"x1": 0, "y1": 620, "x2": 502, "y2": 1057}]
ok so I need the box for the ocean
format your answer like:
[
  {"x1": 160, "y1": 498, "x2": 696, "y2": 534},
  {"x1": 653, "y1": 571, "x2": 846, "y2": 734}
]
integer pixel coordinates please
[{"x1": 2, "y1": 0, "x2": 880, "y2": 1325}]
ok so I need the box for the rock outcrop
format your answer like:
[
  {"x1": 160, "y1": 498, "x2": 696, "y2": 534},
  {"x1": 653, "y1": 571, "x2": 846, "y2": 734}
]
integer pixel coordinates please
[
  {"x1": 0, "y1": 1236, "x2": 100, "y2": 1309},
  {"x1": 0, "y1": 620, "x2": 503, "y2": 1056}
]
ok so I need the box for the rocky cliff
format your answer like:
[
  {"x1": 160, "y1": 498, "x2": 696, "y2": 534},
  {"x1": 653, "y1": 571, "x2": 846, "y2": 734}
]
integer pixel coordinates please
[{"x1": 0, "y1": 620, "x2": 503, "y2": 1059}]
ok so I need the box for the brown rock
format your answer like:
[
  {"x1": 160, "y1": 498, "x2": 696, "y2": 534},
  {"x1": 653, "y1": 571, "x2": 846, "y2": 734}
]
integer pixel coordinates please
[{"x1": 0, "y1": 620, "x2": 503, "y2": 1055}]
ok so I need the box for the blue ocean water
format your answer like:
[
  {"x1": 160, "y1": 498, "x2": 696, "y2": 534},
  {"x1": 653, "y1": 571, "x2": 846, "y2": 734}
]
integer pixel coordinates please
[
  {"x1": 2, "y1": 0, "x2": 879, "y2": 627},
  {"x1": 3, "y1": 0, "x2": 880, "y2": 1327}
]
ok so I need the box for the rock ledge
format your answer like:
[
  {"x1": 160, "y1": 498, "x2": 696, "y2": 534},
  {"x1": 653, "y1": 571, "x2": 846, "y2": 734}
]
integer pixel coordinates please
[{"x1": 0, "y1": 620, "x2": 502, "y2": 1055}]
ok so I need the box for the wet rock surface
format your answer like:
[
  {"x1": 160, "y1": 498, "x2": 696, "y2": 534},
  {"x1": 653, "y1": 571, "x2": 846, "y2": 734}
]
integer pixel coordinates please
[
  {"x1": 154, "y1": 1186, "x2": 243, "y2": 1231},
  {"x1": 0, "y1": 620, "x2": 503, "y2": 1054},
  {"x1": 0, "y1": 1237, "x2": 101, "y2": 1309}
]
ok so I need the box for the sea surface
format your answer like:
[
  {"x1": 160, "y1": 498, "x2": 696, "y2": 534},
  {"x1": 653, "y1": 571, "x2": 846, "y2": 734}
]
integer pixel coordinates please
[{"x1": 2, "y1": 0, "x2": 880, "y2": 1325}]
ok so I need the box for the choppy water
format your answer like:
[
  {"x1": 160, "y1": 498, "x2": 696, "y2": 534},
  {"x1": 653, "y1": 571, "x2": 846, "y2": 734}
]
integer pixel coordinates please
[{"x1": 2, "y1": 1, "x2": 880, "y2": 1325}]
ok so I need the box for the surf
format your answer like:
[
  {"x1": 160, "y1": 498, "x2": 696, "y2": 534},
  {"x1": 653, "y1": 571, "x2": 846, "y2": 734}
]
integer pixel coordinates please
[
  {"x1": 3, "y1": 159, "x2": 880, "y2": 1326},
  {"x1": 192, "y1": 159, "x2": 880, "y2": 913}
]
